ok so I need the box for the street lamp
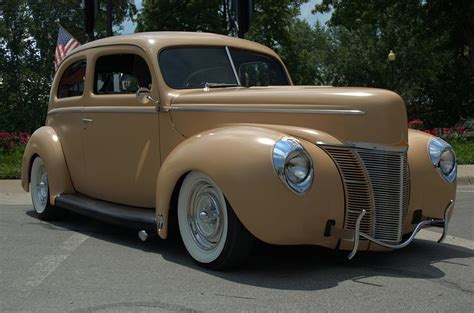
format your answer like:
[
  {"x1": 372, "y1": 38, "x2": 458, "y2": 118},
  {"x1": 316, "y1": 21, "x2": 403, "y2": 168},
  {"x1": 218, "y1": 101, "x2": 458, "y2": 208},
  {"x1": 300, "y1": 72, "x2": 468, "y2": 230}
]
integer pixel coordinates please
[{"x1": 388, "y1": 50, "x2": 396, "y2": 90}]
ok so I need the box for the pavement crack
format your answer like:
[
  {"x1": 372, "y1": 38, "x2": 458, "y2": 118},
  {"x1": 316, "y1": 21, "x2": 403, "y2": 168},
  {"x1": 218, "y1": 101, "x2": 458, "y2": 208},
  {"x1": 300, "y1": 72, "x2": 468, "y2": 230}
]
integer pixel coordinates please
[
  {"x1": 439, "y1": 260, "x2": 470, "y2": 267},
  {"x1": 351, "y1": 276, "x2": 384, "y2": 287},
  {"x1": 352, "y1": 263, "x2": 473, "y2": 295},
  {"x1": 215, "y1": 293, "x2": 256, "y2": 300},
  {"x1": 73, "y1": 301, "x2": 202, "y2": 313}
]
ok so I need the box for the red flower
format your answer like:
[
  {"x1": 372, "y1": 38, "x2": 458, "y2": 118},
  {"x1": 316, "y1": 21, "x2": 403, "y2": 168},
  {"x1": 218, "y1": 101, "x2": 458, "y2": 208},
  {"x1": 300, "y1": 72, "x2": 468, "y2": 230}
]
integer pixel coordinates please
[
  {"x1": 408, "y1": 119, "x2": 424, "y2": 130},
  {"x1": 19, "y1": 132, "x2": 30, "y2": 144},
  {"x1": 0, "y1": 131, "x2": 31, "y2": 151}
]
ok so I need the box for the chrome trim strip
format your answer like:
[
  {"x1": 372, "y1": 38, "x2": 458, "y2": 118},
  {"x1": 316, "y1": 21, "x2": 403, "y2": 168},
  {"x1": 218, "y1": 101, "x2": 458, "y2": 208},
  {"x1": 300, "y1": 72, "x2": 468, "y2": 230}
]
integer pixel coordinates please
[
  {"x1": 346, "y1": 141, "x2": 408, "y2": 152},
  {"x1": 48, "y1": 107, "x2": 83, "y2": 115},
  {"x1": 346, "y1": 200, "x2": 454, "y2": 260},
  {"x1": 48, "y1": 107, "x2": 158, "y2": 115},
  {"x1": 320, "y1": 141, "x2": 408, "y2": 152},
  {"x1": 169, "y1": 106, "x2": 366, "y2": 115},
  {"x1": 225, "y1": 46, "x2": 241, "y2": 85}
]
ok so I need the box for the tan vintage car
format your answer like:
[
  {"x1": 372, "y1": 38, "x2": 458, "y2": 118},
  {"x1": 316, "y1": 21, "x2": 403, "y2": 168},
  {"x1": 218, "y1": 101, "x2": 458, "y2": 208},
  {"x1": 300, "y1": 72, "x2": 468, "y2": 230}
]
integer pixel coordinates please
[{"x1": 21, "y1": 32, "x2": 457, "y2": 269}]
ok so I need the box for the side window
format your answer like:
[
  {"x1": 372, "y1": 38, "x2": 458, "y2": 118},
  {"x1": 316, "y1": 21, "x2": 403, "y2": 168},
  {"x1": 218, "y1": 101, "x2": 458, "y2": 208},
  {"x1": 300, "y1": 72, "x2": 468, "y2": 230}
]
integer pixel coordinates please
[
  {"x1": 58, "y1": 60, "x2": 86, "y2": 98},
  {"x1": 94, "y1": 54, "x2": 152, "y2": 94}
]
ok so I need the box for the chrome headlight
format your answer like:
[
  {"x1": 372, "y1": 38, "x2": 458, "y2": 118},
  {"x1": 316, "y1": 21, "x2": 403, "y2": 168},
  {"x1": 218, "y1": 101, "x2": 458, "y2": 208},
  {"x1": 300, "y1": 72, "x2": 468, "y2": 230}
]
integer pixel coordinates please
[
  {"x1": 428, "y1": 137, "x2": 457, "y2": 183},
  {"x1": 272, "y1": 137, "x2": 313, "y2": 194}
]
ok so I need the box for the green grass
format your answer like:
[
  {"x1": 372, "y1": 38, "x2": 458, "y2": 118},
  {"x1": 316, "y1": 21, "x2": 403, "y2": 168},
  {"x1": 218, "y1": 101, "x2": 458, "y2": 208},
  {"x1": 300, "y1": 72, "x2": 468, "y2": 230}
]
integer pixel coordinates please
[
  {"x1": 0, "y1": 146, "x2": 25, "y2": 179},
  {"x1": 449, "y1": 138, "x2": 474, "y2": 165}
]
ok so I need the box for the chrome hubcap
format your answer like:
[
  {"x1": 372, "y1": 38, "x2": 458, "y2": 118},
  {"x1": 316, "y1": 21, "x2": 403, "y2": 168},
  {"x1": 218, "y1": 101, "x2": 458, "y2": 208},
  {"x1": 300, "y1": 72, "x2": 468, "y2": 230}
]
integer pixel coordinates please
[
  {"x1": 188, "y1": 181, "x2": 223, "y2": 251},
  {"x1": 36, "y1": 166, "x2": 48, "y2": 206}
]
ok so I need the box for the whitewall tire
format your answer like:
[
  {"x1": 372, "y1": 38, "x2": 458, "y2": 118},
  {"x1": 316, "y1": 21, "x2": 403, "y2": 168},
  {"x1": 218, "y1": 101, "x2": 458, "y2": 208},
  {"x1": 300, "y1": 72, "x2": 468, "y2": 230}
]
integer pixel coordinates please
[
  {"x1": 177, "y1": 171, "x2": 254, "y2": 270},
  {"x1": 30, "y1": 157, "x2": 64, "y2": 220}
]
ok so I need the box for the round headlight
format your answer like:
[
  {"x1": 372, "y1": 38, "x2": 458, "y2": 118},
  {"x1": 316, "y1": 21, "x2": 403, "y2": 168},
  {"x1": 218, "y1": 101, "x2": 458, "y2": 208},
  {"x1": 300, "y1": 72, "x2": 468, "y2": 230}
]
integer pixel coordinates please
[
  {"x1": 272, "y1": 137, "x2": 313, "y2": 194},
  {"x1": 428, "y1": 137, "x2": 456, "y2": 183},
  {"x1": 439, "y1": 149, "x2": 455, "y2": 175},
  {"x1": 285, "y1": 150, "x2": 312, "y2": 184}
]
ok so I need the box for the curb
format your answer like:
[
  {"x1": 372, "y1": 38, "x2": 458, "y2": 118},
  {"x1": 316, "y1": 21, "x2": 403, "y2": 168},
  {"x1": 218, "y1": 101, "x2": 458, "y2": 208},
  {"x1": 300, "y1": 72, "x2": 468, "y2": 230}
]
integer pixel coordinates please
[
  {"x1": 458, "y1": 165, "x2": 474, "y2": 186},
  {"x1": 458, "y1": 176, "x2": 473, "y2": 185}
]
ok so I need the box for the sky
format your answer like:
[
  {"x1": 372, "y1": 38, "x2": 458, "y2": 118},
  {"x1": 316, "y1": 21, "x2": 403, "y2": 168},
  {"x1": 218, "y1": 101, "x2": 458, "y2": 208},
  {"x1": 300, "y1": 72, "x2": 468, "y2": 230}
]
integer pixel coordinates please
[{"x1": 120, "y1": 0, "x2": 331, "y2": 34}]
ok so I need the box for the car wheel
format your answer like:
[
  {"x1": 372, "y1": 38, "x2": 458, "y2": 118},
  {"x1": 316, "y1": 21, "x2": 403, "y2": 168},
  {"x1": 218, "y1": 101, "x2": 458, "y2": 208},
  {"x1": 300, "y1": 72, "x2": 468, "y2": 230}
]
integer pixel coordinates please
[
  {"x1": 30, "y1": 157, "x2": 64, "y2": 220},
  {"x1": 177, "y1": 171, "x2": 254, "y2": 270}
]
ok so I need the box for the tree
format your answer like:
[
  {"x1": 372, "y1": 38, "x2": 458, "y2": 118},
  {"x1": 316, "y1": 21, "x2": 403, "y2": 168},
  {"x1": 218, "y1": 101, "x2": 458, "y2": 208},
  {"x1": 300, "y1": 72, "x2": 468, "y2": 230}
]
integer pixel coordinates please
[
  {"x1": 313, "y1": 0, "x2": 474, "y2": 126},
  {"x1": 245, "y1": 0, "x2": 307, "y2": 50},
  {"x1": 0, "y1": 0, "x2": 137, "y2": 132},
  {"x1": 136, "y1": 0, "x2": 228, "y2": 34},
  {"x1": 277, "y1": 20, "x2": 331, "y2": 85}
]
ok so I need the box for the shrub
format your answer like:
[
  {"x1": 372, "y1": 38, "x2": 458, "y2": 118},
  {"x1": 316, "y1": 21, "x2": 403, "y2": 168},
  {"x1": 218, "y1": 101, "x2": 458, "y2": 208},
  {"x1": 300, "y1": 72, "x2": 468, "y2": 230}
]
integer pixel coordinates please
[
  {"x1": 0, "y1": 132, "x2": 30, "y2": 151},
  {"x1": 408, "y1": 119, "x2": 468, "y2": 142}
]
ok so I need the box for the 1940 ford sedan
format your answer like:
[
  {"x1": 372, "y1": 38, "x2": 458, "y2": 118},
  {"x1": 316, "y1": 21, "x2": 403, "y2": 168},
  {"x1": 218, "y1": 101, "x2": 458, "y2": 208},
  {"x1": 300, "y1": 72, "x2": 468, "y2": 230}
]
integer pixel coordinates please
[{"x1": 21, "y1": 32, "x2": 457, "y2": 269}]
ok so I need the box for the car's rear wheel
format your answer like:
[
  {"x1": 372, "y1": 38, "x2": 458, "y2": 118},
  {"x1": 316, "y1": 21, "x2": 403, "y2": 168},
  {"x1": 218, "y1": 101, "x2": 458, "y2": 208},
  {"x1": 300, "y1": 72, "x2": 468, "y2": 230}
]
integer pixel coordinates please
[
  {"x1": 30, "y1": 157, "x2": 64, "y2": 220},
  {"x1": 177, "y1": 171, "x2": 254, "y2": 270}
]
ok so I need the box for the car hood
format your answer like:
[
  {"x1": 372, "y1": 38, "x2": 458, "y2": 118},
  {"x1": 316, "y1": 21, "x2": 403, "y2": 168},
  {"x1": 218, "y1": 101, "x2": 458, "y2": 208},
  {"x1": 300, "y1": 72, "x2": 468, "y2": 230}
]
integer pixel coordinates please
[{"x1": 168, "y1": 86, "x2": 408, "y2": 146}]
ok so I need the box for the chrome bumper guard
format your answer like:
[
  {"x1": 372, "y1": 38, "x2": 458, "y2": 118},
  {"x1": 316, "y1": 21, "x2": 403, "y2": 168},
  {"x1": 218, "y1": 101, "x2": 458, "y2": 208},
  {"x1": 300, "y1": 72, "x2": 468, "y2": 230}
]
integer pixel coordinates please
[{"x1": 331, "y1": 200, "x2": 454, "y2": 260}]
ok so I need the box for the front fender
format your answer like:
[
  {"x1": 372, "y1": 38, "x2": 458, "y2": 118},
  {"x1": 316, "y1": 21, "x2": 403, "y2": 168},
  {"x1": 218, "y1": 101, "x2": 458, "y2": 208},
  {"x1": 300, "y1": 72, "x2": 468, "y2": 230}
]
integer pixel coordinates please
[
  {"x1": 156, "y1": 125, "x2": 344, "y2": 248},
  {"x1": 403, "y1": 129, "x2": 457, "y2": 234},
  {"x1": 21, "y1": 126, "x2": 74, "y2": 204}
]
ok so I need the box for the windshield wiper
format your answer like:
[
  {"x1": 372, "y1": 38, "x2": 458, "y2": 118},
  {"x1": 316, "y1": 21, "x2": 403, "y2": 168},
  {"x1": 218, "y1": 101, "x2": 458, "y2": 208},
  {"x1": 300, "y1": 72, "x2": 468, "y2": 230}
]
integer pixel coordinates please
[{"x1": 204, "y1": 82, "x2": 240, "y2": 89}]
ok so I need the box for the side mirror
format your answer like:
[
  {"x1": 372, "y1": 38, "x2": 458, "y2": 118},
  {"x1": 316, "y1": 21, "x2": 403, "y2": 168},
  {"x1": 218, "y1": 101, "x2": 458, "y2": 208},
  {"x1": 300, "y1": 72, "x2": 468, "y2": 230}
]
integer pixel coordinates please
[{"x1": 136, "y1": 87, "x2": 159, "y2": 105}]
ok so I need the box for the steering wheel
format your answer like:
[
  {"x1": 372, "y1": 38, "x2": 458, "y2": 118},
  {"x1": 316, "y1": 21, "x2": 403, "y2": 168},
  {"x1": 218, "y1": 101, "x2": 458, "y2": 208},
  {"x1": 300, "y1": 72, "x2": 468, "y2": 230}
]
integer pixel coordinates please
[{"x1": 183, "y1": 66, "x2": 228, "y2": 88}]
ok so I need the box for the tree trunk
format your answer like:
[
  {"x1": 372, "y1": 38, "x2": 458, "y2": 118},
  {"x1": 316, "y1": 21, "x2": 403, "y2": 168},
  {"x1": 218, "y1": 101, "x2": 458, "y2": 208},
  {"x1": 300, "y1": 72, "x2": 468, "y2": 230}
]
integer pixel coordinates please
[{"x1": 106, "y1": 0, "x2": 113, "y2": 37}]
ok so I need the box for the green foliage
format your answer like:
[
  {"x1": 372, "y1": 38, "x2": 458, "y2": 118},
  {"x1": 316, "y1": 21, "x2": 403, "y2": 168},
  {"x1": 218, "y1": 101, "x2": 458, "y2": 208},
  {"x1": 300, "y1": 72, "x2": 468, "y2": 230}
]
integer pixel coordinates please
[
  {"x1": 0, "y1": 0, "x2": 136, "y2": 132},
  {"x1": 0, "y1": 146, "x2": 25, "y2": 179},
  {"x1": 276, "y1": 20, "x2": 332, "y2": 85},
  {"x1": 136, "y1": 0, "x2": 229, "y2": 34},
  {"x1": 450, "y1": 138, "x2": 474, "y2": 165},
  {"x1": 245, "y1": 0, "x2": 307, "y2": 50},
  {"x1": 313, "y1": 0, "x2": 474, "y2": 127}
]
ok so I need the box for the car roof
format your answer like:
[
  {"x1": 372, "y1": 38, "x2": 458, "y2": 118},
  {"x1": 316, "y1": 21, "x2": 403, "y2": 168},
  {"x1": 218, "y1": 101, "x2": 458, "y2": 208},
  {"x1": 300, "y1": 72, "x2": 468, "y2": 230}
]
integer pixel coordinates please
[{"x1": 71, "y1": 31, "x2": 277, "y2": 58}]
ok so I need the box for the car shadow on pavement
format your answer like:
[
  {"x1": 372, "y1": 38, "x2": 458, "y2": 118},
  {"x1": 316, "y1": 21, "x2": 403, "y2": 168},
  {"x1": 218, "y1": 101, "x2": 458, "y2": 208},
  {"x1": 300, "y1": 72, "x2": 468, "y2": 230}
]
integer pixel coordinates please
[{"x1": 25, "y1": 209, "x2": 473, "y2": 292}]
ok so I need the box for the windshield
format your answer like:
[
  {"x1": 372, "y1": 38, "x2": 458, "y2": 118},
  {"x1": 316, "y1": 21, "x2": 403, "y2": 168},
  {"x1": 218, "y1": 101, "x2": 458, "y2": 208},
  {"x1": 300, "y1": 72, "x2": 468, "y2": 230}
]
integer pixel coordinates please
[{"x1": 159, "y1": 46, "x2": 290, "y2": 89}]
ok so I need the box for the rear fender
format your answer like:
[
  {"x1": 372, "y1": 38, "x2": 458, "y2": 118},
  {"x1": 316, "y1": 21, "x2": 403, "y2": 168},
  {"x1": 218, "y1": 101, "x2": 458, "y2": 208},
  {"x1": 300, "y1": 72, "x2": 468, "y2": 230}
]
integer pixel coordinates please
[{"x1": 21, "y1": 126, "x2": 74, "y2": 204}]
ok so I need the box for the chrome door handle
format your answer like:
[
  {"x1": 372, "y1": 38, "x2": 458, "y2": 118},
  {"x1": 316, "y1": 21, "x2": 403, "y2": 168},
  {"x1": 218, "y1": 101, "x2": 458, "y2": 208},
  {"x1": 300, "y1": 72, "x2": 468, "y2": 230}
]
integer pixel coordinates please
[{"x1": 82, "y1": 118, "x2": 93, "y2": 129}]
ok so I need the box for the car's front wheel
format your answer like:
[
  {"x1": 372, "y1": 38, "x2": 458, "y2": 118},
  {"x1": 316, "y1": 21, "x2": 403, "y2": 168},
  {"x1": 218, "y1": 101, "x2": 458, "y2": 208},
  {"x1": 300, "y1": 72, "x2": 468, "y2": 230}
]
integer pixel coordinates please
[
  {"x1": 177, "y1": 171, "x2": 254, "y2": 270},
  {"x1": 30, "y1": 157, "x2": 64, "y2": 220}
]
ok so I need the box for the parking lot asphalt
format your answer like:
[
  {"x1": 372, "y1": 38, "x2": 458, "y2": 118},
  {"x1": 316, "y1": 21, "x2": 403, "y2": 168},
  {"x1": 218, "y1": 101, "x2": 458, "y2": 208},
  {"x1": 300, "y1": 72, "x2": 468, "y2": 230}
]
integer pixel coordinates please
[{"x1": 0, "y1": 182, "x2": 473, "y2": 312}]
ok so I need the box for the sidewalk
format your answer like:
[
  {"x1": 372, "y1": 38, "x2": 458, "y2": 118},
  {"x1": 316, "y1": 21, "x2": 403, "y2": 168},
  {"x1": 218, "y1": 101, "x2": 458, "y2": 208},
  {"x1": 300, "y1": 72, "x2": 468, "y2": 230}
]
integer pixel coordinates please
[
  {"x1": 458, "y1": 165, "x2": 474, "y2": 185},
  {"x1": 0, "y1": 179, "x2": 30, "y2": 205}
]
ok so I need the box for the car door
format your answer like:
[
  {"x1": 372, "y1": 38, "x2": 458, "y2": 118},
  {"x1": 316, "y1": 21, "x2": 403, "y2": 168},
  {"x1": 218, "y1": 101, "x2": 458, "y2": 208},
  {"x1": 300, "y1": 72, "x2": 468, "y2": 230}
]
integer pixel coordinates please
[
  {"x1": 81, "y1": 46, "x2": 160, "y2": 208},
  {"x1": 47, "y1": 55, "x2": 88, "y2": 193}
]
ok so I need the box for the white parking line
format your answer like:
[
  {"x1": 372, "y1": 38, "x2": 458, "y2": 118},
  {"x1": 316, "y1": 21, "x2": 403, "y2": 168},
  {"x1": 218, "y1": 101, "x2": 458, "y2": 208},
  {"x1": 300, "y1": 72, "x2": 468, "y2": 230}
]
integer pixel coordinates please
[
  {"x1": 417, "y1": 229, "x2": 474, "y2": 250},
  {"x1": 21, "y1": 233, "x2": 89, "y2": 289},
  {"x1": 457, "y1": 190, "x2": 474, "y2": 193}
]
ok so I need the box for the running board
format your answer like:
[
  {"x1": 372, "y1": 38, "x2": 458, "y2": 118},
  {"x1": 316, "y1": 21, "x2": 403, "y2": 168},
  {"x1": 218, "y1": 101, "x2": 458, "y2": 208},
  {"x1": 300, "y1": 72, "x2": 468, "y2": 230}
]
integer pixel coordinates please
[{"x1": 55, "y1": 194, "x2": 156, "y2": 232}]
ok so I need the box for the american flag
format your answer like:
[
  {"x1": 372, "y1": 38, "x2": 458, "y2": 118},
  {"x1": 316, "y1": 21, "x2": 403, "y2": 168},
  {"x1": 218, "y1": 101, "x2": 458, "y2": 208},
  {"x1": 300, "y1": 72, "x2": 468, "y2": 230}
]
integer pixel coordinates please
[{"x1": 54, "y1": 26, "x2": 81, "y2": 71}]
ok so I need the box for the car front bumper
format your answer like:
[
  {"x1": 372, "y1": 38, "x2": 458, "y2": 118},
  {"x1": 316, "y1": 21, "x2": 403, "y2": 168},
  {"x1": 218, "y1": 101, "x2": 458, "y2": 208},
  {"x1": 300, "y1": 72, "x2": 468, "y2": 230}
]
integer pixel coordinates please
[{"x1": 329, "y1": 200, "x2": 454, "y2": 259}]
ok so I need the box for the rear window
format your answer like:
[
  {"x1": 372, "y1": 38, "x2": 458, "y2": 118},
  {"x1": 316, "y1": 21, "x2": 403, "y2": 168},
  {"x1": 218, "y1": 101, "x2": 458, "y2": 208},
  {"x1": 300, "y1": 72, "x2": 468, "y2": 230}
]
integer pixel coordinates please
[
  {"x1": 58, "y1": 60, "x2": 86, "y2": 98},
  {"x1": 94, "y1": 54, "x2": 152, "y2": 94}
]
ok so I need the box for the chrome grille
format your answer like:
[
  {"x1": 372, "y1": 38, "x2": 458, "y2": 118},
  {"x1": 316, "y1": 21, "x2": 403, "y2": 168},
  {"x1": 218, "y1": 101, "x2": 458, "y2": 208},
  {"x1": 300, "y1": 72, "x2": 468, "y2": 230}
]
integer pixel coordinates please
[
  {"x1": 322, "y1": 147, "x2": 373, "y2": 236},
  {"x1": 323, "y1": 145, "x2": 409, "y2": 243},
  {"x1": 356, "y1": 149, "x2": 408, "y2": 243}
]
